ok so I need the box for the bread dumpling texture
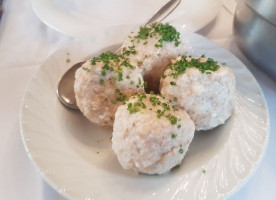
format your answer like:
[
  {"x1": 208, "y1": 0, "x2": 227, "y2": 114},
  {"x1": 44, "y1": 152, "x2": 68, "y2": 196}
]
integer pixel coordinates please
[
  {"x1": 112, "y1": 93, "x2": 195, "y2": 174},
  {"x1": 74, "y1": 52, "x2": 144, "y2": 127},
  {"x1": 160, "y1": 56, "x2": 236, "y2": 131}
]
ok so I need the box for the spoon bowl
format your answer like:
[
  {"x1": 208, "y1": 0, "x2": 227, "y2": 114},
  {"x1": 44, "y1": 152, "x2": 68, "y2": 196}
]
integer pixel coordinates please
[{"x1": 57, "y1": 61, "x2": 85, "y2": 109}]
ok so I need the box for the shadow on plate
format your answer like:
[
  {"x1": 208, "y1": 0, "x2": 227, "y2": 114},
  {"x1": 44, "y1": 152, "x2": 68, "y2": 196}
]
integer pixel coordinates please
[
  {"x1": 181, "y1": 114, "x2": 234, "y2": 172},
  {"x1": 59, "y1": 100, "x2": 234, "y2": 172}
]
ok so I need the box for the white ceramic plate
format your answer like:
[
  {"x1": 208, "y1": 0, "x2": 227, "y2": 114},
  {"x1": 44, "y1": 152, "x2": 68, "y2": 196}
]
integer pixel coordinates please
[
  {"x1": 32, "y1": 0, "x2": 222, "y2": 38},
  {"x1": 20, "y1": 27, "x2": 269, "y2": 200}
]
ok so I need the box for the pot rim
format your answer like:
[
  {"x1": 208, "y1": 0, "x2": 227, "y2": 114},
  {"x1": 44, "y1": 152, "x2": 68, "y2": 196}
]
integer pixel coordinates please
[{"x1": 240, "y1": 0, "x2": 276, "y2": 26}]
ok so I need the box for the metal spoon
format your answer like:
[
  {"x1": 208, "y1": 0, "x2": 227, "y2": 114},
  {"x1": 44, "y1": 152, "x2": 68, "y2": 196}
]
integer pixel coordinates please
[{"x1": 57, "y1": 0, "x2": 181, "y2": 109}]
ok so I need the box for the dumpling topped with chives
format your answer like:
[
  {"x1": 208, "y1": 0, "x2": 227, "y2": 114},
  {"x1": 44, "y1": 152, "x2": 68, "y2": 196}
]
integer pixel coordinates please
[
  {"x1": 121, "y1": 23, "x2": 186, "y2": 93},
  {"x1": 74, "y1": 51, "x2": 144, "y2": 127},
  {"x1": 160, "y1": 55, "x2": 236, "y2": 131},
  {"x1": 112, "y1": 93, "x2": 195, "y2": 174}
]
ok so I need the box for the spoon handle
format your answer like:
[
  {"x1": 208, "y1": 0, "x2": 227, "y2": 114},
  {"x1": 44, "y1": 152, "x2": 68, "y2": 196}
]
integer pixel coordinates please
[{"x1": 145, "y1": 0, "x2": 181, "y2": 25}]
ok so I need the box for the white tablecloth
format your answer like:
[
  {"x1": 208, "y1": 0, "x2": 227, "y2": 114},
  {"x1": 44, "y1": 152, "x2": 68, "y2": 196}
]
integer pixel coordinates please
[{"x1": 0, "y1": 0, "x2": 275, "y2": 199}]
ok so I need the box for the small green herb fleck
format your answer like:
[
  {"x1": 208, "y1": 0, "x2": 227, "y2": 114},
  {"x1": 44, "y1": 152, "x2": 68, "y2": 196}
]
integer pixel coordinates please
[
  {"x1": 173, "y1": 97, "x2": 177, "y2": 102},
  {"x1": 202, "y1": 169, "x2": 206, "y2": 173},
  {"x1": 66, "y1": 58, "x2": 70, "y2": 63},
  {"x1": 82, "y1": 67, "x2": 90, "y2": 72},
  {"x1": 179, "y1": 148, "x2": 184, "y2": 154},
  {"x1": 172, "y1": 164, "x2": 181, "y2": 170},
  {"x1": 166, "y1": 114, "x2": 178, "y2": 125},
  {"x1": 99, "y1": 79, "x2": 104, "y2": 85},
  {"x1": 127, "y1": 102, "x2": 140, "y2": 114},
  {"x1": 121, "y1": 45, "x2": 137, "y2": 57},
  {"x1": 172, "y1": 134, "x2": 177, "y2": 139},
  {"x1": 143, "y1": 81, "x2": 148, "y2": 89},
  {"x1": 138, "y1": 78, "x2": 142, "y2": 85},
  {"x1": 170, "y1": 81, "x2": 176, "y2": 86}
]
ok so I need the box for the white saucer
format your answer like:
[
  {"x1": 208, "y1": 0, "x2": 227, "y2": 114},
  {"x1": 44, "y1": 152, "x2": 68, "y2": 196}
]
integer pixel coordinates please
[{"x1": 32, "y1": 0, "x2": 222, "y2": 38}]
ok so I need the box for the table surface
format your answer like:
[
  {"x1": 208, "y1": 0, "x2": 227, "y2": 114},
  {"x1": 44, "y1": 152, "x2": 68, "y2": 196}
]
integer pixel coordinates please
[{"x1": 0, "y1": 0, "x2": 275, "y2": 199}]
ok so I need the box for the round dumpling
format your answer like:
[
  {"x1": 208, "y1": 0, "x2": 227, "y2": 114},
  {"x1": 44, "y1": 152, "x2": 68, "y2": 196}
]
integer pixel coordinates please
[
  {"x1": 112, "y1": 93, "x2": 195, "y2": 174},
  {"x1": 121, "y1": 23, "x2": 186, "y2": 92},
  {"x1": 160, "y1": 56, "x2": 236, "y2": 131},
  {"x1": 74, "y1": 51, "x2": 144, "y2": 127}
]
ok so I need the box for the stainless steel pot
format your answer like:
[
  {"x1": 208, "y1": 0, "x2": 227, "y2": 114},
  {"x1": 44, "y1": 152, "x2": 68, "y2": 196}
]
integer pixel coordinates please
[{"x1": 233, "y1": 0, "x2": 276, "y2": 79}]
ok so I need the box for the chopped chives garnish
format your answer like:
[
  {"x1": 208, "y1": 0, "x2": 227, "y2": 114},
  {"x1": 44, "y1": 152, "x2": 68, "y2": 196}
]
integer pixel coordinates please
[
  {"x1": 124, "y1": 93, "x2": 180, "y2": 126},
  {"x1": 127, "y1": 23, "x2": 181, "y2": 49},
  {"x1": 165, "y1": 55, "x2": 220, "y2": 78}
]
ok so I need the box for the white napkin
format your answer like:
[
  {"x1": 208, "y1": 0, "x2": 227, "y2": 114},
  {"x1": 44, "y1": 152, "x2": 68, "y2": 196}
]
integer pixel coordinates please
[{"x1": 0, "y1": 0, "x2": 71, "y2": 70}]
